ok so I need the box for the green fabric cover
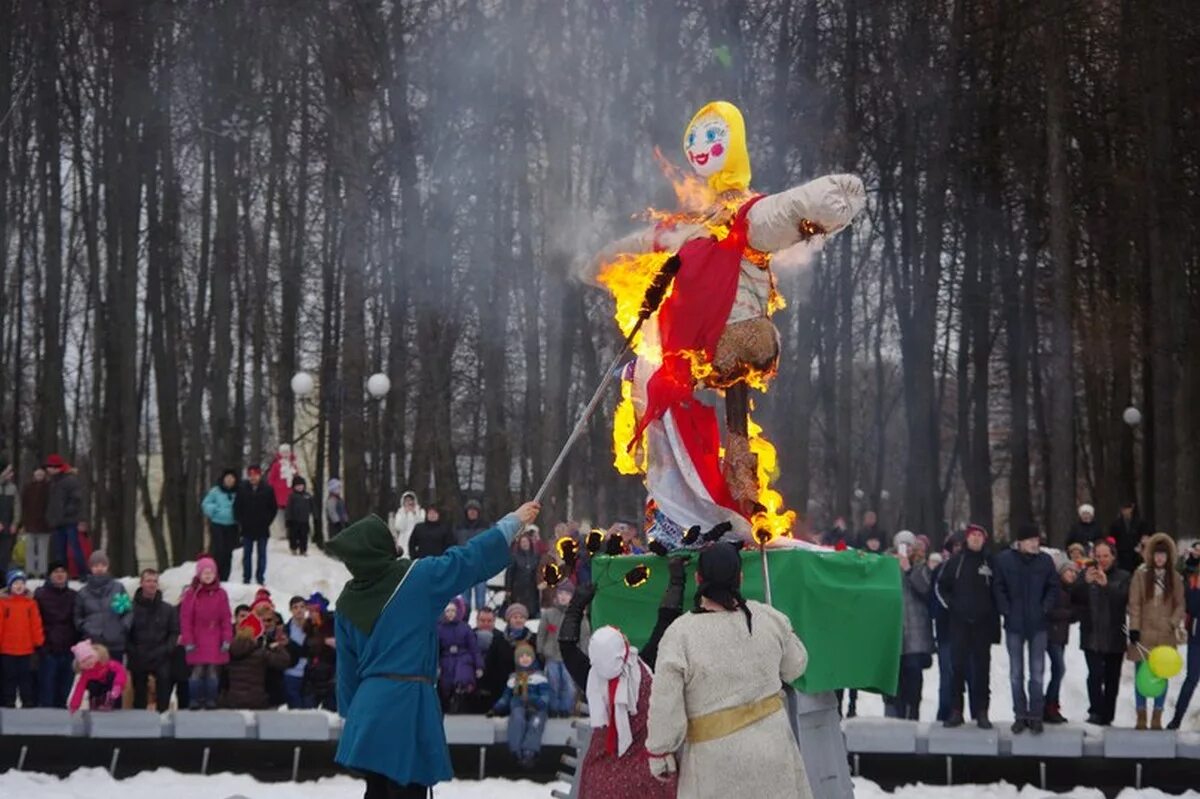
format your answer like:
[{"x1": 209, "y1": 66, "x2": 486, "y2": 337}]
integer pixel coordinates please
[
  {"x1": 324, "y1": 514, "x2": 411, "y2": 636},
  {"x1": 589, "y1": 547, "x2": 902, "y2": 694}
]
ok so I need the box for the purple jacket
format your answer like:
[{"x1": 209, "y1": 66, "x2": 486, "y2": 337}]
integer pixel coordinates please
[
  {"x1": 438, "y1": 597, "x2": 482, "y2": 691},
  {"x1": 179, "y1": 580, "x2": 233, "y2": 666}
]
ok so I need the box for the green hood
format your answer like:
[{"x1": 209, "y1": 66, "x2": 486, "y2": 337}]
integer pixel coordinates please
[{"x1": 325, "y1": 514, "x2": 411, "y2": 636}]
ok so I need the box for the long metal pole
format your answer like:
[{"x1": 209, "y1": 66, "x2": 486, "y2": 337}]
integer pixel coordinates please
[{"x1": 534, "y1": 338, "x2": 636, "y2": 504}]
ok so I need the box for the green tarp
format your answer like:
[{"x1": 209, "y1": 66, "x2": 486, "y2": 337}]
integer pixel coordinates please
[{"x1": 589, "y1": 546, "x2": 903, "y2": 695}]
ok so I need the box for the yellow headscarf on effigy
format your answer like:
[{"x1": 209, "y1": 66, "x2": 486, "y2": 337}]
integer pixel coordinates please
[{"x1": 683, "y1": 101, "x2": 751, "y2": 194}]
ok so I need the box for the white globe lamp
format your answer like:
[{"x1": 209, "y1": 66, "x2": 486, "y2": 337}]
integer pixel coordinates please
[
  {"x1": 1123, "y1": 406, "x2": 1142, "y2": 427},
  {"x1": 880, "y1": 489, "x2": 890, "y2": 501},
  {"x1": 854, "y1": 488, "x2": 865, "y2": 500},
  {"x1": 367, "y1": 373, "x2": 391, "y2": 399},
  {"x1": 290, "y1": 371, "x2": 315, "y2": 398}
]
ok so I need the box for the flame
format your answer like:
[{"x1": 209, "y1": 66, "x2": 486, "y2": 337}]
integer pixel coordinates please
[
  {"x1": 747, "y1": 415, "x2": 796, "y2": 545},
  {"x1": 614, "y1": 380, "x2": 645, "y2": 475}
]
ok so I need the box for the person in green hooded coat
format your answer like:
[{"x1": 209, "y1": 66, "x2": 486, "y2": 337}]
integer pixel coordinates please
[{"x1": 327, "y1": 499, "x2": 541, "y2": 798}]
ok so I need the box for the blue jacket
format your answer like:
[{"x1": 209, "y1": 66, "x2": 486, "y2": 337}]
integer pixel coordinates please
[
  {"x1": 201, "y1": 486, "x2": 237, "y2": 527},
  {"x1": 335, "y1": 515, "x2": 520, "y2": 787},
  {"x1": 992, "y1": 548, "x2": 1058, "y2": 636},
  {"x1": 492, "y1": 669, "x2": 550, "y2": 715}
]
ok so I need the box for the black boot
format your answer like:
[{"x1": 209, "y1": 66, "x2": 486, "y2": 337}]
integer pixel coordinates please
[
  {"x1": 1028, "y1": 719, "x2": 1045, "y2": 735},
  {"x1": 1010, "y1": 719, "x2": 1026, "y2": 734},
  {"x1": 976, "y1": 713, "x2": 993, "y2": 730},
  {"x1": 1044, "y1": 703, "x2": 1067, "y2": 724},
  {"x1": 1167, "y1": 715, "x2": 1182, "y2": 731},
  {"x1": 944, "y1": 710, "x2": 964, "y2": 728}
]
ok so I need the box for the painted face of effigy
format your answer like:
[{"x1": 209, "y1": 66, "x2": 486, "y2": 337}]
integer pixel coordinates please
[{"x1": 685, "y1": 113, "x2": 731, "y2": 177}]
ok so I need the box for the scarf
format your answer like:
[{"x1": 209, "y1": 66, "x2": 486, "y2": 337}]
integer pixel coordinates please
[
  {"x1": 325, "y1": 515, "x2": 411, "y2": 636},
  {"x1": 586, "y1": 626, "x2": 642, "y2": 757},
  {"x1": 1154, "y1": 568, "x2": 1166, "y2": 599}
]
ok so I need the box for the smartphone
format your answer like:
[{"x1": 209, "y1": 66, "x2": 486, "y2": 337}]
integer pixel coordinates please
[{"x1": 898, "y1": 543, "x2": 910, "y2": 558}]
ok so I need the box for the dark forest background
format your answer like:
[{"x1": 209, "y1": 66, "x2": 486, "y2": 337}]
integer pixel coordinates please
[{"x1": 1, "y1": 0, "x2": 1197, "y2": 572}]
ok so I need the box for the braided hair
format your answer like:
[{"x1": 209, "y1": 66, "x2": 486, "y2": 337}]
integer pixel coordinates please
[{"x1": 694, "y1": 542, "x2": 753, "y2": 633}]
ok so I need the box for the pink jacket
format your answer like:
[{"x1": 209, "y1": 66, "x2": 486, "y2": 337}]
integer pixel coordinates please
[
  {"x1": 69, "y1": 660, "x2": 127, "y2": 713},
  {"x1": 179, "y1": 580, "x2": 233, "y2": 666}
]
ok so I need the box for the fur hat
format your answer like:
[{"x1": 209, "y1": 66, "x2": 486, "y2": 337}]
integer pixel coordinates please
[
  {"x1": 1078, "y1": 504, "x2": 1095, "y2": 519},
  {"x1": 892, "y1": 530, "x2": 917, "y2": 550}
]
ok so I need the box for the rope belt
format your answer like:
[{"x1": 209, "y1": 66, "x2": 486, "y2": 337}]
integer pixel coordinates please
[
  {"x1": 369, "y1": 673, "x2": 433, "y2": 684},
  {"x1": 686, "y1": 691, "x2": 784, "y2": 744}
]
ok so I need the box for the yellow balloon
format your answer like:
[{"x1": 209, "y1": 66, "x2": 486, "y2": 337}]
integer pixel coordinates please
[{"x1": 1148, "y1": 645, "x2": 1183, "y2": 679}]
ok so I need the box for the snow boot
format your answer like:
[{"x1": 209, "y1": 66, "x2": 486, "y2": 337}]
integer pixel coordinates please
[
  {"x1": 1028, "y1": 719, "x2": 1045, "y2": 735},
  {"x1": 1167, "y1": 714, "x2": 1183, "y2": 731},
  {"x1": 204, "y1": 677, "x2": 220, "y2": 710},
  {"x1": 976, "y1": 714, "x2": 993, "y2": 730},
  {"x1": 1044, "y1": 703, "x2": 1067, "y2": 724},
  {"x1": 944, "y1": 711, "x2": 964, "y2": 728},
  {"x1": 1151, "y1": 710, "x2": 1163, "y2": 730},
  {"x1": 1010, "y1": 719, "x2": 1026, "y2": 734},
  {"x1": 188, "y1": 678, "x2": 204, "y2": 710},
  {"x1": 1136, "y1": 709, "x2": 1148, "y2": 730}
]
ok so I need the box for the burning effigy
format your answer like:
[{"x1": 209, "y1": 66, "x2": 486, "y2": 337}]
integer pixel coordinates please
[{"x1": 590, "y1": 101, "x2": 866, "y2": 550}]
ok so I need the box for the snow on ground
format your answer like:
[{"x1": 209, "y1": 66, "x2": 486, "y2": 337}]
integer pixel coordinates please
[{"x1": 1, "y1": 770, "x2": 1198, "y2": 799}]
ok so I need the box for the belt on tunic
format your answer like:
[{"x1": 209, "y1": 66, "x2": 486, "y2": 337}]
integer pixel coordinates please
[
  {"x1": 369, "y1": 673, "x2": 433, "y2": 684},
  {"x1": 686, "y1": 691, "x2": 785, "y2": 744}
]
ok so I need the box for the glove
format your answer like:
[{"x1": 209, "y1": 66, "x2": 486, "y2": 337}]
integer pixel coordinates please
[
  {"x1": 648, "y1": 752, "x2": 677, "y2": 783},
  {"x1": 558, "y1": 583, "x2": 597, "y2": 644},
  {"x1": 449, "y1": 645, "x2": 459, "y2": 654},
  {"x1": 661, "y1": 556, "x2": 690, "y2": 611},
  {"x1": 220, "y1": 641, "x2": 231, "y2": 652},
  {"x1": 184, "y1": 644, "x2": 196, "y2": 653},
  {"x1": 484, "y1": 709, "x2": 496, "y2": 718},
  {"x1": 1129, "y1": 630, "x2": 1140, "y2": 645},
  {"x1": 475, "y1": 669, "x2": 484, "y2": 679},
  {"x1": 110, "y1": 686, "x2": 123, "y2": 702}
]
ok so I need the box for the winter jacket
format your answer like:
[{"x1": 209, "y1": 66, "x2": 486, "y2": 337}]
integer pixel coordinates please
[
  {"x1": 1067, "y1": 520, "x2": 1104, "y2": 548},
  {"x1": 438, "y1": 598, "x2": 482, "y2": 693},
  {"x1": 899, "y1": 561, "x2": 934, "y2": 655},
  {"x1": 285, "y1": 491, "x2": 313, "y2": 526},
  {"x1": 0, "y1": 481, "x2": 17, "y2": 528},
  {"x1": 69, "y1": 659, "x2": 127, "y2": 713},
  {"x1": 326, "y1": 495, "x2": 349, "y2": 525},
  {"x1": 856, "y1": 524, "x2": 890, "y2": 551},
  {"x1": 1071, "y1": 563, "x2": 1131, "y2": 654},
  {"x1": 455, "y1": 508, "x2": 490, "y2": 548},
  {"x1": 223, "y1": 633, "x2": 291, "y2": 709},
  {"x1": 1108, "y1": 515, "x2": 1151, "y2": 573},
  {"x1": 821, "y1": 526, "x2": 851, "y2": 548},
  {"x1": 479, "y1": 632, "x2": 518, "y2": 710},
  {"x1": 492, "y1": 667, "x2": 550, "y2": 715},
  {"x1": 937, "y1": 548, "x2": 1000, "y2": 642},
  {"x1": 74, "y1": 574, "x2": 131, "y2": 654},
  {"x1": 19, "y1": 479, "x2": 50, "y2": 532},
  {"x1": 201, "y1": 485, "x2": 237, "y2": 527},
  {"x1": 992, "y1": 548, "x2": 1058, "y2": 636},
  {"x1": 1127, "y1": 534, "x2": 1185, "y2": 660},
  {"x1": 179, "y1": 580, "x2": 233, "y2": 666},
  {"x1": 235, "y1": 481, "x2": 277, "y2": 538},
  {"x1": 0, "y1": 593, "x2": 45, "y2": 655},
  {"x1": 303, "y1": 649, "x2": 337, "y2": 709},
  {"x1": 409, "y1": 521, "x2": 455, "y2": 559},
  {"x1": 1183, "y1": 555, "x2": 1200, "y2": 639},
  {"x1": 505, "y1": 548, "x2": 542, "y2": 617},
  {"x1": 46, "y1": 471, "x2": 83, "y2": 528},
  {"x1": 34, "y1": 583, "x2": 78, "y2": 654},
  {"x1": 127, "y1": 589, "x2": 179, "y2": 672},
  {"x1": 390, "y1": 493, "x2": 423, "y2": 556},
  {"x1": 1047, "y1": 579, "x2": 1078, "y2": 647}
]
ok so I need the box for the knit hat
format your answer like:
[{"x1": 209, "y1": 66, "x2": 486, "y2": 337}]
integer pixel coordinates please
[
  {"x1": 465, "y1": 499, "x2": 482, "y2": 512},
  {"x1": 327, "y1": 478, "x2": 342, "y2": 495},
  {"x1": 88, "y1": 551, "x2": 110, "y2": 569},
  {"x1": 1016, "y1": 523, "x2": 1041, "y2": 542},
  {"x1": 45, "y1": 454, "x2": 69, "y2": 470},
  {"x1": 71, "y1": 640, "x2": 97, "y2": 664},
  {"x1": 964, "y1": 524, "x2": 990, "y2": 540},
  {"x1": 505, "y1": 603, "x2": 529, "y2": 623},
  {"x1": 47, "y1": 561, "x2": 67, "y2": 575},
  {"x1": 892, "y1": 530, "x2": 916, "y2": 550},
  {"x1": 292, "y1": 475, "x2": 306, "y2": 488},
  {"x1": 1058, "y1": 559, "x2": 1079, "y2": 575},
  {"x1": 194, "y1": 556, "x2": 218, "y2": 578},
  {"x1": 513, "y1": 640, "x2": 536, "y2": 664},
  {"x1": 247, "y1": 465, "x2": 262, "y2": 476},
  {"x1": 6, "y1": 569, "x2": 26, "y2": 590},
  {"x1": 251, "y1": 588, "x2": 274, "y2": 614},
  {"x1": 1078, "y1": 504, "x2": 1095, "y2": 519},
  {"x1": 306, "y1": 591, "x2": 330, "y2": 613},
  {"x1": 238, "y1": 612, "x2": 265, "y2": 639},
  {"x1": 555, "y1": 579, "x2": 576, "y2": 596},
  {"x1": 915, "y1": 534, "x2": 932, "y2": 552}
]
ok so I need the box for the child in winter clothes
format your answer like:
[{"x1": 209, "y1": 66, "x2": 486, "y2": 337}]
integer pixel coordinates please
[
  {"x1": 1128, "y1": 533, "x2": 1185, "y2": 729},
  {"x1": 178, "y1": 556, "x2": 233, "y2": 709},
  {"x1": 325, "y1": 479, "x2": 349, "y2": 539},
  {"x1": 538, "y1": 580, "x2": 589, "y2": 717},
  {"x1": 74, "y1": 551, "x2": 132, "y2": 662},
  {"x1": 285, "y1": 476, "x2": 314, "y2": 556},
  {"x1": 223, "y1": 614, "x2": 292, "y2": 709},
  {"x1": 69, "y1": 640, "x2": 127, "y2": 712},
  {"x1": 303, "y1": 634, "x2": 337, "y2": 711},
  {"x1": 490, "y1": 640, "x2": 550, "y2": 768},
  {"x1": 1, "y1": 569, "x2": 45, "y2": 706},
  {"x1": 35, "y1": 562, "x2": 78, "y2": 707},
  {"x1": 438, "y1": 597, "x2": 482, "y2": 713}
]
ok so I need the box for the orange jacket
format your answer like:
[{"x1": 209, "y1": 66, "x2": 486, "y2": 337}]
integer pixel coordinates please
[{"x1": 0, "y1": 593, "x2": 46, "y2": 655}]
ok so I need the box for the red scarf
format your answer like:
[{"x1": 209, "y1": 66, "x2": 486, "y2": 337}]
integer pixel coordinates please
[{"x1": 605, "y1": 639, "x2": 630, "y2": 756}]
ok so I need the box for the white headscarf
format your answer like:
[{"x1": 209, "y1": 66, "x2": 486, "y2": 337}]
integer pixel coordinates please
[{"x1": 586, "y1": 626, "x2": 643, "y2": 757}]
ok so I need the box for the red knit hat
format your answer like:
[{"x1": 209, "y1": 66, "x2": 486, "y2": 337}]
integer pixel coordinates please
[
  {"x1": 250, "y1": 588, "x2": 274, "y2": 615},
  {"x1": 965, "y1": 523, "x2": 990, "y2": 540},
  {"x1": 238, "y1": 613, "x2": 265, "y2": 639},
  {"x1": 45, "y1": 454, "x2": 69, "y2": 470}
]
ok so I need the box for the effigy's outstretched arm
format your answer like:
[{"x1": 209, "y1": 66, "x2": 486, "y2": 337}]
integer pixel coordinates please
[
  {"x1": 584, "y1": 222, "x2": 706, "y2": 284},
  {"x1": 746, "y1": 174, "x2": 866, "y2": 253}
]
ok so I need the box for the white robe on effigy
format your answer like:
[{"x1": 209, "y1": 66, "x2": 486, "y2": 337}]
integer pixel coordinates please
[{"x1": 646, "y1": 599, "x2": 813, "y2": 799}]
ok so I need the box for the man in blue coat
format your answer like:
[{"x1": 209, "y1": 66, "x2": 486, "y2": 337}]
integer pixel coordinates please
[
  {"x1": 992, "y1": 522, "x2": 1058, "y2": 735},
  {"x1": 327, "y1": 499, "x2": 540, "y2": 798}
]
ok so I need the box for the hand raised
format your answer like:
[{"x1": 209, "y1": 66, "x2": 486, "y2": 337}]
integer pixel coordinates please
[{"x1": 514, "y1": 501, "x2": 542, "y2": 526}]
